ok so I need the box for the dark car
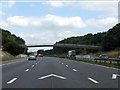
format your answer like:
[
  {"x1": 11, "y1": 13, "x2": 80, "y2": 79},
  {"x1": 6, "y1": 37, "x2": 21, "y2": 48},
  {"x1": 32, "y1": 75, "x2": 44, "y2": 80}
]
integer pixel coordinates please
[{"x1": 99, "y1": 54, "x2": 109, "y2": 59}]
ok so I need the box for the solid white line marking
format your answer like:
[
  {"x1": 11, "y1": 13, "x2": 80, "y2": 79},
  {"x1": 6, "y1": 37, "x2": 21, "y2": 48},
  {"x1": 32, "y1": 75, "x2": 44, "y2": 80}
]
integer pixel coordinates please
[
  {"x1": 1, "y1": 60, "x2": 26, "y2": 66},
  {"x1": 32, "y1": 65, "x2": 34, "y2": 67},
  {"x1": 38, "y1": 74, "x2": 67, "y2": 80},
  {"x1": 88, "y1": 77, "x2": 99, "y2": 84},
  {"x1": 66, "y1": 65, "x2": 68, "y2": 67},
  {"x1": 25, "y1": 69, "x2": 29, "y2": 72},
  {"x1": 73, "y1": 69, "x2": 77, "y2": 72},
  {"x1": 7, "y1": 78, "x2": 17, "y2": 84}
]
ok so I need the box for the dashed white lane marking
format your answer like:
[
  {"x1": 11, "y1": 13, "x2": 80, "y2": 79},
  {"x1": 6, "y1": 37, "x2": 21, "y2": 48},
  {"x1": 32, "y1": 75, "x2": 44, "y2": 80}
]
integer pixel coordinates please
[
  {"x1": 88, "y1": 77, "x2": 99, "y2": 84},
  {"x1": 73, "y1": 69, "x2": 77, "y2": 72},
  {"x1": 25, "y1": 69, "x2": 29, "y2": 72},
  {"x1": 62, "y1": 63, "x2": 64, "y2": 64},
  {"x1": 36, "y1": 63, "x2": 37, "y2": 64},
  {"x1": 66, "y1": 65, "x2": 68, "y2": 67},
  {"x1": 32, "y1": 65, "x2": 35, "y2": 67},
  {"x1": 7, "y1": 78, "x2": 17, "y2": 84}
]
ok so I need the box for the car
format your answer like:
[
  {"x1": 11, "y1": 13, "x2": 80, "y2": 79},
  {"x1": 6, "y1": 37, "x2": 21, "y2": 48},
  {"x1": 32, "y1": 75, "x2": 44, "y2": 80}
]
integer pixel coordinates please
[
  {"x1": 99, "y1": 54, "x2": 109, "y2": 59},
  {"x1": 118, "y1": 55, "x2": 120, "y2": 59},
  {"x1": 37, "y1": 54, "x2": 43, "y2": 57},
  {"x1": 28, "y1": 55, "x2": 37, "y2": 60}
]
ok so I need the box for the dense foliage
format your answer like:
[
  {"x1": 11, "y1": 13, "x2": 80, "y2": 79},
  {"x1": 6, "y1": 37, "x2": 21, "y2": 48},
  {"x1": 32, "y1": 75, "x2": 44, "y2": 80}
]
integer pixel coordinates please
[
  {"x1": 45, "y1": 23, "x2": 120, "y2": 55},
  {"x1": 57, "y1": 23, "x2": 120, "y2": 51},
  {"x1": 0, "y1": 28, "x2": 27, "y2": 56}
]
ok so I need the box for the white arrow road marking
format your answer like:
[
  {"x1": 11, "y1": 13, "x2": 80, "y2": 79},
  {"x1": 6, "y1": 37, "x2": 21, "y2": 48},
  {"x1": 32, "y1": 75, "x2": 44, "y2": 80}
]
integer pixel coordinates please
[
  {"x1": 32, "y1": 65, "x2": 34, "y2": 67},
  {"x1": 25, "y1": 69, "x2": 29, "y2": 72},
  {"x1": 73, "y1": 69, "x2": 77, "y2": 72},
  {"x1": 66, "y1": 65, "x2": 68, "y2": 67},
  {"x1": 7, "y1": 78, "x2": 17, "y2": 84},
  {"x1": 112, "y1": 74, "x2": 120, "y2": 79},
  {"x1": 38, "y1": 74, "x2": 67, "y2": 80},
  {"x1": 88, "y1": 77, "x2": 99, "y2": 84}
]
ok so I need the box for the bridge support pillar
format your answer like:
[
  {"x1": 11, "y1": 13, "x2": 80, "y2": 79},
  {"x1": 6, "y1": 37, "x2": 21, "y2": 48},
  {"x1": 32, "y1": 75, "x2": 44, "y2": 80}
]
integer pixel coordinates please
[{"x1": 83, "y1": 48, "x2": 87, "y2": 54}]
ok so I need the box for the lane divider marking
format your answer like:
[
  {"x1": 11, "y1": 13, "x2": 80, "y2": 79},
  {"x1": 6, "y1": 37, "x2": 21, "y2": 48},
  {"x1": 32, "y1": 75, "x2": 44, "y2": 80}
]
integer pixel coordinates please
[
  {"x1": 7, "y1": 78, "x2": 17, "y2": 84},
  {"x1": 32, "y1": 65, "x2": 35, "y2": 67},
  {"x1": 73, "y1": 69, "x2": 77, "y2": 72},
  {"x1": 25, "y1": 69, "x2": 29, "y2": 72},
  {"x1": 66, "y1": 65, "x2": 68, "y2": 67},
  {"x1": 88, "y1": 77, "x2": 99, "y2": 84}
]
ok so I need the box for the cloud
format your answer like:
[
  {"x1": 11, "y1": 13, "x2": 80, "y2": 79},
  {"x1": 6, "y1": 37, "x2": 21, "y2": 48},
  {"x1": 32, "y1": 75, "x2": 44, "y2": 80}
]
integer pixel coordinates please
[
  {"x1": 7, "y1": 0, "x2": 15, "y2": 8},
  {"x1": 19, "y1": 30, "x2": 78, "y2": 45},
  {"x1": 79, "y1": 1, "x2": 118, "y2": 11},
  {"x1": 43, "y1": 1, "x2": 118, "y2": 17},
  {"x1": 0, "y1": 20, "x2": 10, "y2": 29},
  {"x1": 7, "y1": 14, "x2": 86, "y2": 29},
  {"x1": 0, "y1": 11, "x2": 4, "y2": 16},
  {"x1": 85, "y1": 17, "x2": 118, "y2": 29},
  {"x1": 45, "y1": 0, "x2": 64, "y2": 7},
  {"x1": 6, "y1": 14, "x2": 117, "y2": 31}
]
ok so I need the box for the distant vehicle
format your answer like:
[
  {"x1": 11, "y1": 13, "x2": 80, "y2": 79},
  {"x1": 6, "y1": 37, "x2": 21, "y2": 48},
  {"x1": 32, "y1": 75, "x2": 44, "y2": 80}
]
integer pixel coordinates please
[
  {"x1": 99, "y1": 54, "x2": 108, "y2": 59},
  {"x1": 28, "y1": 55, "x2": 37, "y2": 60},
  {"x1": 37, "y1": 54, "x2": 43, "y2": 57},
  {"x1": 68, "y1": 50, "x2": 76, "y2": 57},
  {"x1": 118, "y1": 55, "x2": 120, "y2": 59}
]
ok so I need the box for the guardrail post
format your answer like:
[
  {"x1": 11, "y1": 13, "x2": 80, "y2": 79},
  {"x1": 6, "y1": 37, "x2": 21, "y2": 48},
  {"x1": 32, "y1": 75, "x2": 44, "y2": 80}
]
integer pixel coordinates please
[
  {"x1": 110, "y1": 60, "x2": 112, "y2": 64},
  {"x1": 104, "y1": 60, "x2": 106, "y2": 64},
  {"x1": 117, "y1": 61, "x2": 119, "y2": 64},
  {"x1": 95, "y1": 59, "x2": 97, "y2": 62}
]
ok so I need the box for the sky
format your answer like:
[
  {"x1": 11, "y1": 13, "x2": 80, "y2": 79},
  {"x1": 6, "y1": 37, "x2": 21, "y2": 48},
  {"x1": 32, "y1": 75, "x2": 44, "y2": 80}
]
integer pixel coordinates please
[{"x1": 0, "y1": 0, "x2": 119, "y2": 52}]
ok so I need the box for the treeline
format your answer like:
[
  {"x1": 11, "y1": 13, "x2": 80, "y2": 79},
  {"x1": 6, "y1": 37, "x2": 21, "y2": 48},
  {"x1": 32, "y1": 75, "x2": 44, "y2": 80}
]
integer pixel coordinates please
[
  {"x1": 45, "y1": 23, "x2": 120, "y2": 55},
  {"x1": 57, "y1": 23, "x2": 120, "y2": 51},
  {"x1": 0, "y1": 28, "x2": 27, "y2": 56}
]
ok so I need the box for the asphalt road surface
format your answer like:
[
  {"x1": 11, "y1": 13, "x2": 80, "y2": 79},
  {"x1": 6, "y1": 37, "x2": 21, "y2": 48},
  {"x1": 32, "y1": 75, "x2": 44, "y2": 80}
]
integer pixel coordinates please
[{"x1": 2, "y1": 57, "x2": 119, "y2": 89}]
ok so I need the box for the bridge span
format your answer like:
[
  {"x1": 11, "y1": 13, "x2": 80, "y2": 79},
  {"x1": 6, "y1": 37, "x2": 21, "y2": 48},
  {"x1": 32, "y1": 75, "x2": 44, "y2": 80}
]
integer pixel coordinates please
[{"x1": 26, "y1": 43, "x2": 101, "y2": 49}]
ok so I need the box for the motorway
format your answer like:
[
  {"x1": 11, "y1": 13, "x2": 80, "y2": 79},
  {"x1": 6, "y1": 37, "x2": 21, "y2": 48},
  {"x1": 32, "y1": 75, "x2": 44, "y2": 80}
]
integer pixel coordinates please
[{"x1": 1, "y1": 57, "x2": 119, "y2": 89}]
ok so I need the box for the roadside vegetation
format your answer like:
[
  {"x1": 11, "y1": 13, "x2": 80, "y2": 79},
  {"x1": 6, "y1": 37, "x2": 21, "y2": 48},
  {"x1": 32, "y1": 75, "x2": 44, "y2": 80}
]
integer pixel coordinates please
[
  {"x1": 44, "y1": 23, "x2": 120, "y2": 69},
  {"x1": 45, "y1": 23, "x2": 120, "y2": 55},
  {"x1": 0, "y1": 28, "x2": 27, "y2": 56},
  {"x1": 0, "y1": 50, "x2": 15, "y2": 61}
]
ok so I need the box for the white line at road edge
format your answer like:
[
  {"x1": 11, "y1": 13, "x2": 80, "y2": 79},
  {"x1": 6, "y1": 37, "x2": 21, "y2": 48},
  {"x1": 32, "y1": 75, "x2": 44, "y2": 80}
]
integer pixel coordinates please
[
  {"x1": 25, "y1": 69, "x2": 29, "y2": 72},
  {"x1": 73, "y1": 69, "x2": 77, "y2": 72},
  {"x1": 1, "y1": 59, "x2": 26, "y2": 66},
  {"x1": 7, "y1": 78, "x2": 17, "y2": 84},
  {"x1": 88, "y1": 77, "x2": 99, "y2": 84}
]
